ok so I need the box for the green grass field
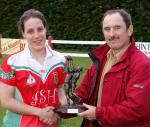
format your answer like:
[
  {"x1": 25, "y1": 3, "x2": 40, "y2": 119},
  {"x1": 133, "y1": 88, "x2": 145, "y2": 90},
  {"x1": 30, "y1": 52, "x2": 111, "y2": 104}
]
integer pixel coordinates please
[{"x1": 0, "y1": 56, "x2": 92, "y2": 127}]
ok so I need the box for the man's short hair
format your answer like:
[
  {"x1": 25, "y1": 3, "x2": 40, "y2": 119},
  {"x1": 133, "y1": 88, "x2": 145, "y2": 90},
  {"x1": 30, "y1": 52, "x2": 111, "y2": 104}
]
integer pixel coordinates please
[{"x1": 102, "y1": 9, "x2": 132, "y2": 28}]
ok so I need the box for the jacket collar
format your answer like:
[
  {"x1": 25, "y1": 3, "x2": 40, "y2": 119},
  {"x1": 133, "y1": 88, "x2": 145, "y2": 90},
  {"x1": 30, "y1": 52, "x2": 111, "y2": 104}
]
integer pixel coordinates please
[{"x1": 91, "y1": 44, "x2": 110, "y2": 62}]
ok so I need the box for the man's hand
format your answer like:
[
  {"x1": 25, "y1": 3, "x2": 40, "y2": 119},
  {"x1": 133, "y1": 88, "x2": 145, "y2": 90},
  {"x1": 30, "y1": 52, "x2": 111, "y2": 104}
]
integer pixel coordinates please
[
  {"x1": 38, "y1": 106, "x2": 59, "y2": 125},
  {"x1": 77, "y1": 103, "x2": 96, "y2": 121}
]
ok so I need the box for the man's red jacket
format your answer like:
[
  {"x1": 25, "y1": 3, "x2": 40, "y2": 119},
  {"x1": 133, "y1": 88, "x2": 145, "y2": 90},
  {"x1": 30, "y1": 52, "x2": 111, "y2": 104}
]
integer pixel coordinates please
[{"x1": 75, "y1": 39, "x2": 150, "y2": 127}]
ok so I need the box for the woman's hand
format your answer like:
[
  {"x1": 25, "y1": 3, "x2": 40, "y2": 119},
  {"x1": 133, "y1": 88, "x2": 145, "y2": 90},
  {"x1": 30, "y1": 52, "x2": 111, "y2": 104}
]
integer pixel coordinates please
[{"x1": 38, "y1": 106, "x2": 59, "y2": 125}]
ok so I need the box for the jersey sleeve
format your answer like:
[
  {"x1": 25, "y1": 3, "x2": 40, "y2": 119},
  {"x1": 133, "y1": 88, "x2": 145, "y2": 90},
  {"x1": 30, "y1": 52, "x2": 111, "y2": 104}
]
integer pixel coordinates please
[{"x1": 0, "y1": 57, "x2": 16, "y2": 86}]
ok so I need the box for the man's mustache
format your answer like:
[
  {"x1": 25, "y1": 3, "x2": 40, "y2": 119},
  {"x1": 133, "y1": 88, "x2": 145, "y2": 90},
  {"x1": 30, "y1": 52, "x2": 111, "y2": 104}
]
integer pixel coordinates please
[{"x1": 108, "y1": 36, "x2": 119, "y2": 41}]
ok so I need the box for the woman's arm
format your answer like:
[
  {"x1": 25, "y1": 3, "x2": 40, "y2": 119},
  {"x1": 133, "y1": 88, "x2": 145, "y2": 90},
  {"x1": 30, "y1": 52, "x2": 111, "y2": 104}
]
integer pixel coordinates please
[{"x1": 0, "y1": 82, "x2": 40, "y2": 116}]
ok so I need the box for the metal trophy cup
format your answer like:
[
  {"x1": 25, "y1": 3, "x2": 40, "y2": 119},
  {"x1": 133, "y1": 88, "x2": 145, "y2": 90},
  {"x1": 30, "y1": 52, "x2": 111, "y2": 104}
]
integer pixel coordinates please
[{"x1": 55, "y1": 56, "x2": 86, "y2": 114}]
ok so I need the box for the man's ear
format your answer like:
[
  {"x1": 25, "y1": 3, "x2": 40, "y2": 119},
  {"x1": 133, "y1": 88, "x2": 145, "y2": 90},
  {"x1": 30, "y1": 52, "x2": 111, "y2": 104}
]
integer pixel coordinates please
[{"x1": 128, "y1": 25, "x2": 133, "y2": 36}]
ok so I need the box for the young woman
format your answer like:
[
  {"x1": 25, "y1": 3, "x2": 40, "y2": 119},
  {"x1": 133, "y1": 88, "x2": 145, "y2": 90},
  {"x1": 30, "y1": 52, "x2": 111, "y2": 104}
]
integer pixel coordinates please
[{"x1": 0, "y1": 9, "x2": 67, "y2": 127}]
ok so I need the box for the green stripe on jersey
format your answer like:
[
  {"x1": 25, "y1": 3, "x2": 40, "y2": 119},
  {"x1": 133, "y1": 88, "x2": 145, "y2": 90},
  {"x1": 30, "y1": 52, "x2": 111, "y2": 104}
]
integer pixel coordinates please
[
  {"x1": 46, "y1": 62, "x2": 65, "y2": 79},
  {"x1": 11, "y1": 65, "x2": 40, "y2": 76}
]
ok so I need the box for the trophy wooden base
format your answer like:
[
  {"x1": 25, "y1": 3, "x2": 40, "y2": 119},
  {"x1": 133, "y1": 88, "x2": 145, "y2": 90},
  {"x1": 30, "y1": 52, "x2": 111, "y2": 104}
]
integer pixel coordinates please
[{"x1": 55, "y1": 105, "x2": 86, "y2": 114}]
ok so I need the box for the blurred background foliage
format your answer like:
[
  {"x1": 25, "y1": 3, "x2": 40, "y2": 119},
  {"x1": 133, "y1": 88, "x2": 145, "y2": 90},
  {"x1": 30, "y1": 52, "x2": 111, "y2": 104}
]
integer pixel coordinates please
[{"x1": 0, "y1": 0, "x2": 149, "y2": 51}]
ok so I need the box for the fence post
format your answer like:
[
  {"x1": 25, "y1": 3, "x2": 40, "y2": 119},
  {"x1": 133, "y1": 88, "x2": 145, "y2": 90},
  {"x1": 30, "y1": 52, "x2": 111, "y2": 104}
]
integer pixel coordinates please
[
  {"x1": 48, "y1": 36, "x2": 53, "y2": 49},
  {"x1": 19, "y1": 39, "x2": 25, "y2": 50}
]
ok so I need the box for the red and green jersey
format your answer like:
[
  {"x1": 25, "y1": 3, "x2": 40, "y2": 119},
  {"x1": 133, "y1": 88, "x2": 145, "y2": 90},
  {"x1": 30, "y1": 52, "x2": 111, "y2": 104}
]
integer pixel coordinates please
[{"x1": 0, "y1": 44, "x2": 67, "y2": 127}]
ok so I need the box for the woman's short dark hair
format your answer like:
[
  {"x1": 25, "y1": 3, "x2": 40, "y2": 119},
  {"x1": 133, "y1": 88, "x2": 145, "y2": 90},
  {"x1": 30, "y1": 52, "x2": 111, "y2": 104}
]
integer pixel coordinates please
[
  {"x1": 18, "y1": 9, "x2": 48, "y2": 33},
  {"x1": 102, "y1": 9, "x2": 132, "y2": 29}
]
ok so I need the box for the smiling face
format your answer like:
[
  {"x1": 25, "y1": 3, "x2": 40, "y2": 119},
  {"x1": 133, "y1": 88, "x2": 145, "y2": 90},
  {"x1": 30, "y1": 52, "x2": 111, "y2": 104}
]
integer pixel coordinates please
[
  {"x1": 22, "y1": 17, "x2": 47, "y2": 52},
  {"x1": 102, "y1": 12, "x2": 133, "y2": 52}
]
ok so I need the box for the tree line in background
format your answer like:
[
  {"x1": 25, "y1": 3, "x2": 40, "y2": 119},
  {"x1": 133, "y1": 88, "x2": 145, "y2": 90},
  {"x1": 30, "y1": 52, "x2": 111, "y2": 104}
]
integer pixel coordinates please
[{"x1": 0, "y1": 0, "x2": 150, "y2": 51}]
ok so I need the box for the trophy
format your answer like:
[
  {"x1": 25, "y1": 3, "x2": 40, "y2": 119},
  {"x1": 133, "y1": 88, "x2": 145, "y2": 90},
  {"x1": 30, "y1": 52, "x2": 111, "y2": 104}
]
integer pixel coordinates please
[{"x1": 55, "y1": 56, "x2": 86, "y2": 114}]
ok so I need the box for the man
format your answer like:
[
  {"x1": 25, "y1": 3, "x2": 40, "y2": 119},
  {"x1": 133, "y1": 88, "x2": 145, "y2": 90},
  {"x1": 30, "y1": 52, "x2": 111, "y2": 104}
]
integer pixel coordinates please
[{"x1": 75, "y1": 9, "x2": 150, "y2": 127}]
